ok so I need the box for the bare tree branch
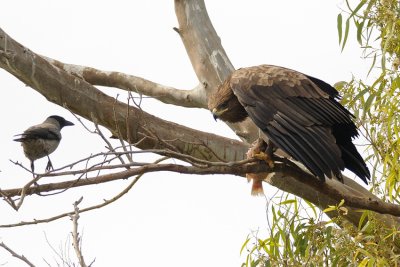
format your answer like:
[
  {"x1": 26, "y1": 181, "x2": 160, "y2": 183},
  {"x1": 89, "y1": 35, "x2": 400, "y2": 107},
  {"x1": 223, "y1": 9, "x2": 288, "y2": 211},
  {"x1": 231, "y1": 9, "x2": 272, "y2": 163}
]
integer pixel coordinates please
[
  {"x1": 1, "y1": 171, "x2": 143, "y2": 228},
  {"x1": 47, "y1": 58, "x2": 207, "y2": 108},
  {"x1": 0, "y1": 156, "x2": 172, "y2": 228},
  {"x1": 174, "y1": 0, "x2": 260, "y2": 142},
  {"x1": 70, "y1": 197, "x2": 89, "y2": 267},
  {"x1": 2, "y1": 159, "x2": 400, "y2": 221},
  {"x1": 174, "y1": 0, "x2": 234, "y2": 89},
  {"x1": 43, "y1": 232, "x2": 73, "y2": 267},
  {"x1": 0, "y1": 242, "x2": 36, "y2": 267}
]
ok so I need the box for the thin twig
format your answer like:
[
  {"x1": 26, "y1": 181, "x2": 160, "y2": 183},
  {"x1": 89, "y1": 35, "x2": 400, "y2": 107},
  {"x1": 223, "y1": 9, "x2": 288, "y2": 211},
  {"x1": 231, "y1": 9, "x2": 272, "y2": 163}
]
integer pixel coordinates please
[
  {"x1": 0, "y1": 156, "x2": 154, "y2": 228},
  {"x1": 93, "y1": 119, "x2": 127, "y2": 166},
  {"x1": 43, "y1": 232, "x2": 72, "y2": 267},
  {"x1": 70, "y1": 112, "x2": 95, "y2": 134}
]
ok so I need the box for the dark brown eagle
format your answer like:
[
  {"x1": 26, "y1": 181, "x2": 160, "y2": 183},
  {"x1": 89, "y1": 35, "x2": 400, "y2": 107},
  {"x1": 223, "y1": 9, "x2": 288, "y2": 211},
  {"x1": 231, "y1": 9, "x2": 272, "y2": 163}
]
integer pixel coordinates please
[{"x1": 208, "y1": 65, "x2": 370, "y2": 186}]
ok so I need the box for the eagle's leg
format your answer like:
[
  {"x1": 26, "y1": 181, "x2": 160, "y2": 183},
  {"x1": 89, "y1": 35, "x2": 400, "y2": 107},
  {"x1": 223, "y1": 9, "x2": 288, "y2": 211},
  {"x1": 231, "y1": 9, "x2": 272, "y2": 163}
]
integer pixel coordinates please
[
  {"x1": 248, "y1": 138, "x2": 275, "y2": 168},
  {"x1": 245, "y1": 138, "x2": 275, "y2": 196},
  {"x1": 264, "y1": 140, "x2": 276, "y2": 168},
  {"x1": 45, "y1": 156, "x2": 54, "y2": 172}
]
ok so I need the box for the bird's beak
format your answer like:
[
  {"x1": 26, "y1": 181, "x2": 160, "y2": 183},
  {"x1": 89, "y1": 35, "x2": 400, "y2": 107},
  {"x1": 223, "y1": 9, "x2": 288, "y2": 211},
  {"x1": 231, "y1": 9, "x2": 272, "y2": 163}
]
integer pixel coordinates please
[
  {"x1": 211, "y1": 107, "x2": 229, "y2": 121},
  {"x1": 65, "y1": 120, "x2": 74, "y2": 126},
  {"x1": 211, "y1": 108, "x2": 220, "y2": 121},
  {"x1": 213, "y1": 113, "x2": 218, "y2": 121}
]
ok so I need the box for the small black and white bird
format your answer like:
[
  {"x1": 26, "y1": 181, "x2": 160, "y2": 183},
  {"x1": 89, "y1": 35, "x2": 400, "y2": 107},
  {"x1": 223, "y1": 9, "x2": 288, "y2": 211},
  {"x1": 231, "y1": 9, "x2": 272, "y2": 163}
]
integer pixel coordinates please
[{"x1": 14, "y1": 115, "x2": 74, "y2": 173}]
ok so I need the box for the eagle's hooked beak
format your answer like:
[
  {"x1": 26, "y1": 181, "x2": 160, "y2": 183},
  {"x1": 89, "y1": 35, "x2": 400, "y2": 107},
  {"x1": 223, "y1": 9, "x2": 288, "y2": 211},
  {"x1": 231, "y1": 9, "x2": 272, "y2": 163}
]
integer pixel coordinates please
[
  {"x1": 213, "y1": 113, "x2": 218, "y2": 121},
  {"x1": 211, "y1": 108, "x2": 222, "y2": 121}
]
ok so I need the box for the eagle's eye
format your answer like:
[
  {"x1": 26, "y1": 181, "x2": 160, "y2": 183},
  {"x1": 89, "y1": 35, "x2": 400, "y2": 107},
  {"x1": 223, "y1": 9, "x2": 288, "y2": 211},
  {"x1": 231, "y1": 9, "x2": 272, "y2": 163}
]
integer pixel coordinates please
[{"x1": 218, "y1": 102, "x2": 229, "y2": 110}]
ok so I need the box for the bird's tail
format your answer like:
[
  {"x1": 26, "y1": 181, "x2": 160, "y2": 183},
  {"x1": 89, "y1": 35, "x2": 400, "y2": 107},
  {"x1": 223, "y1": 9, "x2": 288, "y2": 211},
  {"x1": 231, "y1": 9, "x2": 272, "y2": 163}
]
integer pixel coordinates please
[
  {"x1": 13, "y1": 134, "x2": 25, "y2": 142},
  {"x1": 340, "y1": 143, "x2": 370, "y2": 184},
  {"x1": 333, "y1": 125, "x2": 370, "y2": 184}
]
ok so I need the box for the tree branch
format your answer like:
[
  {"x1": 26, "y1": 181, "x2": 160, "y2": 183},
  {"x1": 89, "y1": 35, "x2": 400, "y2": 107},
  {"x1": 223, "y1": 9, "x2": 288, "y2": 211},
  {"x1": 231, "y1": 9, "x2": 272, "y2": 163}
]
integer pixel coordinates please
[
  {"x1": 174, "y1": 0, "x2": 234, "y2": 90},
  {"x1": 174, "y1": 0, "x2": 260, "y2": 142},
  {"x1": 0, "y1": 241, "x2": 36, "y2": 267},
  {"x1": 46, "y1": 58, "x2": 207, "y2": 108},
  {"x1": 70, "y1": 197, "x2": 89, "y2": 267},
  {"x1": 1, "y1": 170, "x2": 144, "y2": 228},
  {"x1": 2, "y1": 159, "x2": 400, "y2": 220}
]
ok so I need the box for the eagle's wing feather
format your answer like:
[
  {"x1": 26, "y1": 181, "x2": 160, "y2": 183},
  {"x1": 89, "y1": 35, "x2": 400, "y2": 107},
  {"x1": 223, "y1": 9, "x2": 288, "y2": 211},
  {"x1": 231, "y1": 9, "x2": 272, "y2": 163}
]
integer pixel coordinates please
[{"x1": 230, "y1": 65, "x2": 352, "y2": 180}]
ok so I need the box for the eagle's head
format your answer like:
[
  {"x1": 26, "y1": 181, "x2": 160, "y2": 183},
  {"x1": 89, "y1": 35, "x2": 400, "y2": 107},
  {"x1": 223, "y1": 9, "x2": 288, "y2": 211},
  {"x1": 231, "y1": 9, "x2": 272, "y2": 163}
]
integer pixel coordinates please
[{"x1": 208, "y1": 79, "x2": 248, "y2": 123}]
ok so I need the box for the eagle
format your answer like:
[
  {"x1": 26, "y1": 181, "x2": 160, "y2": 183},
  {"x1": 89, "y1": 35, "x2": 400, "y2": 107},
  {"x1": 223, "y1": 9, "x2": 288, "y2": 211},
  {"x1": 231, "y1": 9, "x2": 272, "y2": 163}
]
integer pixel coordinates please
[{"x1": 208, "y1": 65, "x2": 370, "y2": 194}]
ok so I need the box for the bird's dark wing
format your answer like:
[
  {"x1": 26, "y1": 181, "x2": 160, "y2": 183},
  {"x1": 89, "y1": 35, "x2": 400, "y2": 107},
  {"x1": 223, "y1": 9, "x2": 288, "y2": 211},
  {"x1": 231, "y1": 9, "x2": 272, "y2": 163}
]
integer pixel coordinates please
[
  {"x1": 230, "y1": 65, "x2": 356, "y2": 180},
  {"x1": 14, "y1": 127, "x2": 60, "y2": 142}
]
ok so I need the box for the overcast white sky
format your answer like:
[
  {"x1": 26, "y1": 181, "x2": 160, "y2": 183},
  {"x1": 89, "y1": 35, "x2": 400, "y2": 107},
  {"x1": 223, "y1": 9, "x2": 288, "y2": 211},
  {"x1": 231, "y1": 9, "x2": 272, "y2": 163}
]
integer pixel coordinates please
[{"x1": 0, "y1": 1, "x2": 369, "y2": 266}]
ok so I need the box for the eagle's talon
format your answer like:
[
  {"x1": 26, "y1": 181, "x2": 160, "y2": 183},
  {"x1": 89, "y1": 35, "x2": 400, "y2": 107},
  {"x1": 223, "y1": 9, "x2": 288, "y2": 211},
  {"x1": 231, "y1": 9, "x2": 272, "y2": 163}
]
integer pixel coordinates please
[
  {"x1": 253, "y1": 152, "x2": 275, "y2": 168},
  {"x1": 247, "y1": 138, "x2": 275, "y2": 168}
]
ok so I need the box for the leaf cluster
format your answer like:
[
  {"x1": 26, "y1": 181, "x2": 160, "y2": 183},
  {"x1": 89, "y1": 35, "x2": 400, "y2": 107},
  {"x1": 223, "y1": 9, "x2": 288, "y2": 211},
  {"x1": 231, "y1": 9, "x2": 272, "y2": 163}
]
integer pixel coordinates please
[
  {"x1": 242, "y1": 198, "x2": 400, "y2": 267},
  {"x1": 337, "y1": 0, "x2": 400, "y2": 200},
  {"x1": 337, "y1": 0, "x2": 400, "y2": 70}
]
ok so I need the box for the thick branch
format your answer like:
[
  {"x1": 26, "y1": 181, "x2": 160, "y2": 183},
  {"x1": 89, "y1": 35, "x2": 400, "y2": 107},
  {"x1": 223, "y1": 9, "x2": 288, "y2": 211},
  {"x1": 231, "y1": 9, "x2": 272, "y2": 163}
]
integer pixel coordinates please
[
  {"x1": 47, "y1": 58, "x2": 207, "y2": 108},
  {"x1": 174, "y1": 0, "x2": 261, "y2": 144},
  {"x1": 174, "y1": 0, "x2": 234, "y2": 90}
]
